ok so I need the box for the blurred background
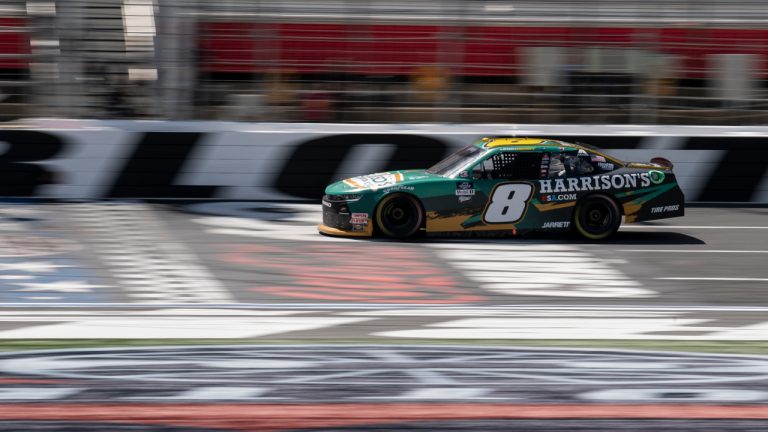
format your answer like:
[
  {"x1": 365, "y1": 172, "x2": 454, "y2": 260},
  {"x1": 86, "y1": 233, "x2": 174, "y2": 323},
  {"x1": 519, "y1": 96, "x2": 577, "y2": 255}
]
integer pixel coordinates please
[{"x1": 2, "y1": 0, "x2": 768, "y2": 124}]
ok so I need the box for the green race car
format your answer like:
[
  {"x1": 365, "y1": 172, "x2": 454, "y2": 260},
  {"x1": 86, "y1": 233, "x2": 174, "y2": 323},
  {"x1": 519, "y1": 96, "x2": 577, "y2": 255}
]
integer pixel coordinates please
[{"x1": 319, "y1": 137, "x2": 684, "y2": 240}]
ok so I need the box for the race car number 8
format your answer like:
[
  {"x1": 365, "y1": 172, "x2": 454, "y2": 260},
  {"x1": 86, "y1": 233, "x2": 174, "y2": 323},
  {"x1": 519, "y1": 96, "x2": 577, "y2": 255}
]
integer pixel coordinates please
[{"x1": 483, "y1": 183, "x2": 534, "y2": 223}]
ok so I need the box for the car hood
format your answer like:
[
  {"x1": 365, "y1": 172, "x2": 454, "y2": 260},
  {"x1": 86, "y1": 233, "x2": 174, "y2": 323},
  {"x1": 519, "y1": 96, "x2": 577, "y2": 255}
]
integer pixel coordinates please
[{"x1": 325, "y1": 169, "x2": 442, "y2": 194}]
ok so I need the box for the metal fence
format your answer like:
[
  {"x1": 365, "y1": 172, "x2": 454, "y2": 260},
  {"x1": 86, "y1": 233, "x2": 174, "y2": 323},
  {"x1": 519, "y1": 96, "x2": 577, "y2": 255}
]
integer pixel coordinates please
[{"x1": 3, "y1": 0, "x2": 768, "y2": 124}]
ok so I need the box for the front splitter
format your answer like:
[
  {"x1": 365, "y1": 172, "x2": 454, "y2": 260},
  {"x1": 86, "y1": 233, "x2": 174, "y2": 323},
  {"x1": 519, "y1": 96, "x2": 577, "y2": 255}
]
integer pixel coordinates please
[{"x1": 317, "y1": 223, "x2": 373, "y2": 237}]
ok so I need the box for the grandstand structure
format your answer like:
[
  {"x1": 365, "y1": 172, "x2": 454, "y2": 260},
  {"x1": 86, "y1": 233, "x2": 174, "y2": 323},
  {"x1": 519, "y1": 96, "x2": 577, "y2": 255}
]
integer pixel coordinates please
[{"x1": 3, "y1": 0, "x2": 768, "y2": 123}]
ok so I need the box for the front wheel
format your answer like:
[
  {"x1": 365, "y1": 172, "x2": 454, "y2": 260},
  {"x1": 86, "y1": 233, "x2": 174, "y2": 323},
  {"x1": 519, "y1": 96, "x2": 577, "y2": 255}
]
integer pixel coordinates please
[
  {"x1": 375, "y1": 194, "x2": 424, "y2": 239},
  {"x1": 572, "y1": 194, "x2": 621, "y2": 240}
]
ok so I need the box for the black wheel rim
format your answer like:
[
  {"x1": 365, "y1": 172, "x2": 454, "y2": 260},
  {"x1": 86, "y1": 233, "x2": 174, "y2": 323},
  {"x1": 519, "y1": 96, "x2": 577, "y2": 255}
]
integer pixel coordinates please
[
  {"x1": 381, "y1": 198, "x2": 418, "y2": 236},
  {"x1": 581, "y1": 201, "x2": 613, "y2": 234}
]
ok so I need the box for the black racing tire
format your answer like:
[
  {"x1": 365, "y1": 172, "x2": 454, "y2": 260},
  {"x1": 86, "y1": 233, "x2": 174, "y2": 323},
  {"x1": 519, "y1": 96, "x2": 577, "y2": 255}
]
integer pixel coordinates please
[
  {"x1": 572, "y1": 194, "x2": 621, "y2": 240},
  {"x1": 375, "y1": 193, "x2": 424, "y2": 239}
]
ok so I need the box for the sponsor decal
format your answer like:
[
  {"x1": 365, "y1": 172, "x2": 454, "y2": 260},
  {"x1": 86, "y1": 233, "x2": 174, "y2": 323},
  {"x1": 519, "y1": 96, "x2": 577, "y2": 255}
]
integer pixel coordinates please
[
  {"x1": 343, "y1": 172, "x2": 404, "y2": 191},
  {"x1": 542, "y1": 221, "x2": 570, "y2": 229},
  {"x1": 353, "y1": 224, "x2": 365, "y2": 231},
  {"x1": 382, "y1": 185, "x2": 415, "y2": 193},
  {"x1": 540, "y1": 153, "x2": 550, "y2": 177},
  {"x1": 541, "y1": 193, "x2": 577, "y2": 202},
  {"x1": 597, "y1": 162, "x2": 614, "y2": 171},
  {"x1": 651, "y1": 204, "x2": 680, "y2": 214},
  {"x1": 483, "y1": 183, "x2": 534, "y2": 224},
  {"x1": 458, "y1": 196, "x2": 472, "y2": 203},
  {"x1": 455, "y1": 181, "x2": 476, "y2": 196},
  {"x1": 350, "y1": 212, "x2": 369, "y2": 225},
  {"x1": 539, "y1": 172, "x2": 652, "y2": 194},
  {"x1": 649, "y1": 170, "x2": 666, "y2": 185},
  {"x1": 590, "y1": 155, "x2": 606, "y2": 163}
]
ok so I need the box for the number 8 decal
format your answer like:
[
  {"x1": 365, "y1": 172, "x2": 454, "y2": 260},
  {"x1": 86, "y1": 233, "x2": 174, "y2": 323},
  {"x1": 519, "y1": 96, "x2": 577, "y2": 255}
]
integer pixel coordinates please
[{"x1": 483, "y1": 183, "x2": 534, "y2": 224}]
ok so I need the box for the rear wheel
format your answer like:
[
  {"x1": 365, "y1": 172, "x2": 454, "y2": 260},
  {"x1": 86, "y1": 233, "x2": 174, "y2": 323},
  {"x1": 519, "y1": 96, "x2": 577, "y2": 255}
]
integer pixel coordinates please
[
  {"x1": 375, "y1": 194, "x2": 424, "y2": 239},
  {"x1": 573, "y1": 194, "x2": 621, "y2": 240}
]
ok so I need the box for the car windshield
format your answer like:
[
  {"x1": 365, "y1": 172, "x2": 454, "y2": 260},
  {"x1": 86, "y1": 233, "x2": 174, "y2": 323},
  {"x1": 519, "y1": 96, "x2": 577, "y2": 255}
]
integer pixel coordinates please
[{"x1": 426, "y1": 145, "x2": 484, "y2": 176}]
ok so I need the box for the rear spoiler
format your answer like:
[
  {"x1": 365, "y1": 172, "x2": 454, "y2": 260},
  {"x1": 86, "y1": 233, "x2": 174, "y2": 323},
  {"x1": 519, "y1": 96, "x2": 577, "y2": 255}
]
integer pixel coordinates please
[{"x1": 650, "y1": 157, "x2": 674, "y2": 169}]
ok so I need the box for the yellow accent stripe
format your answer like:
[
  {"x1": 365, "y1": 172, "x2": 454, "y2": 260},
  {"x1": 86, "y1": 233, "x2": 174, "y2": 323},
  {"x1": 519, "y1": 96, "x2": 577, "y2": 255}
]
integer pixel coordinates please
[
  {"x1": 533, "y1": 201, "x2": 577, "y2": 212},
  {"x1": 485, "y1": 138, "x2": 547, "y2": 148},
  {"x1": 622, "y1": 202, "x2": 643, "y2": 223},
  {"x1": 343, "y1": 178, "x2": 363, "y2": 188},
  {"x1": 627, "y1": 162, "x2": 670, "y2": 170}
]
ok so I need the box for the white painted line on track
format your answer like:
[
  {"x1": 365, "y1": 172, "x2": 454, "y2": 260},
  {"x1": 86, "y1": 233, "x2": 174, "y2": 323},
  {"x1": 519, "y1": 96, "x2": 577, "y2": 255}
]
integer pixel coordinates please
[
  {"x1": 3, "y1": 309, "x2": 768, "y2": 340},
  {"x1": 344, "y1": 309, "x2": 681, "y2": 317},
  {"x1": 623, "y1": 225, "x2": 768, "y2": 229},
  {"x1": 0, "y1": 316, "x2": 373, "y2": 339},
  {"x1": 618, "y1": 250, "x2": 768, "y2": 253},
  {"x1": 656, "y1": 277, "x2": 768, "y2": 282},
  {"x1": 5, "y1": 304, "x2": 768, "y2": 312},
  {"x1": 375, "y1": 317, "x2": 768, "y2": 340},
  {"x1": 2, "y1": 310, "x2": 332, "y2": 317},
  {"x1": 427, "y1": 243, "x2": 582, "y2": 250}
]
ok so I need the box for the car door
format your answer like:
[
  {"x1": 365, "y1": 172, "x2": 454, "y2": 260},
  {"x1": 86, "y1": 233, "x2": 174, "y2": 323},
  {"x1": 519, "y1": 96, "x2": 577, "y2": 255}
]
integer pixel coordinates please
[{"x1": 461, "y1": 150, "x2": 544, "y2": 230}]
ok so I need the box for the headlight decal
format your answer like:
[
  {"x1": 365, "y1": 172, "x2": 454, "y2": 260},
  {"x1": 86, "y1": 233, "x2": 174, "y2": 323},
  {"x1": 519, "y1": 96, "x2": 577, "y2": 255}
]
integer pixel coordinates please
[{"x1": 325, "y1": 194, "x2": 362, "y2": 202}]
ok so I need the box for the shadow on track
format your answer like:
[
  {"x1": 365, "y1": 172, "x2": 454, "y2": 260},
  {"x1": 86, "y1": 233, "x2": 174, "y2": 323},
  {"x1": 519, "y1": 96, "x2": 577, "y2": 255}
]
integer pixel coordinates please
[
  {"x1": 596, "y1": 230, "x2": 705, "y2": 245},
  {"x1": 361, "y1": 230, "x2": 705, "y2": 246}
]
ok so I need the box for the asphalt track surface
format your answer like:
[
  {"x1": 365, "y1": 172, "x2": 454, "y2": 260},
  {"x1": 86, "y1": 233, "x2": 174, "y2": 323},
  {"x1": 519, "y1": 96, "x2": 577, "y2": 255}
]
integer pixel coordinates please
[
  {"x1": 1, "y1": 203, "x2": 767, "y2": 309},
  {"x1": 0, "y1": 202, "x2": 767, "y2": 430}
]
